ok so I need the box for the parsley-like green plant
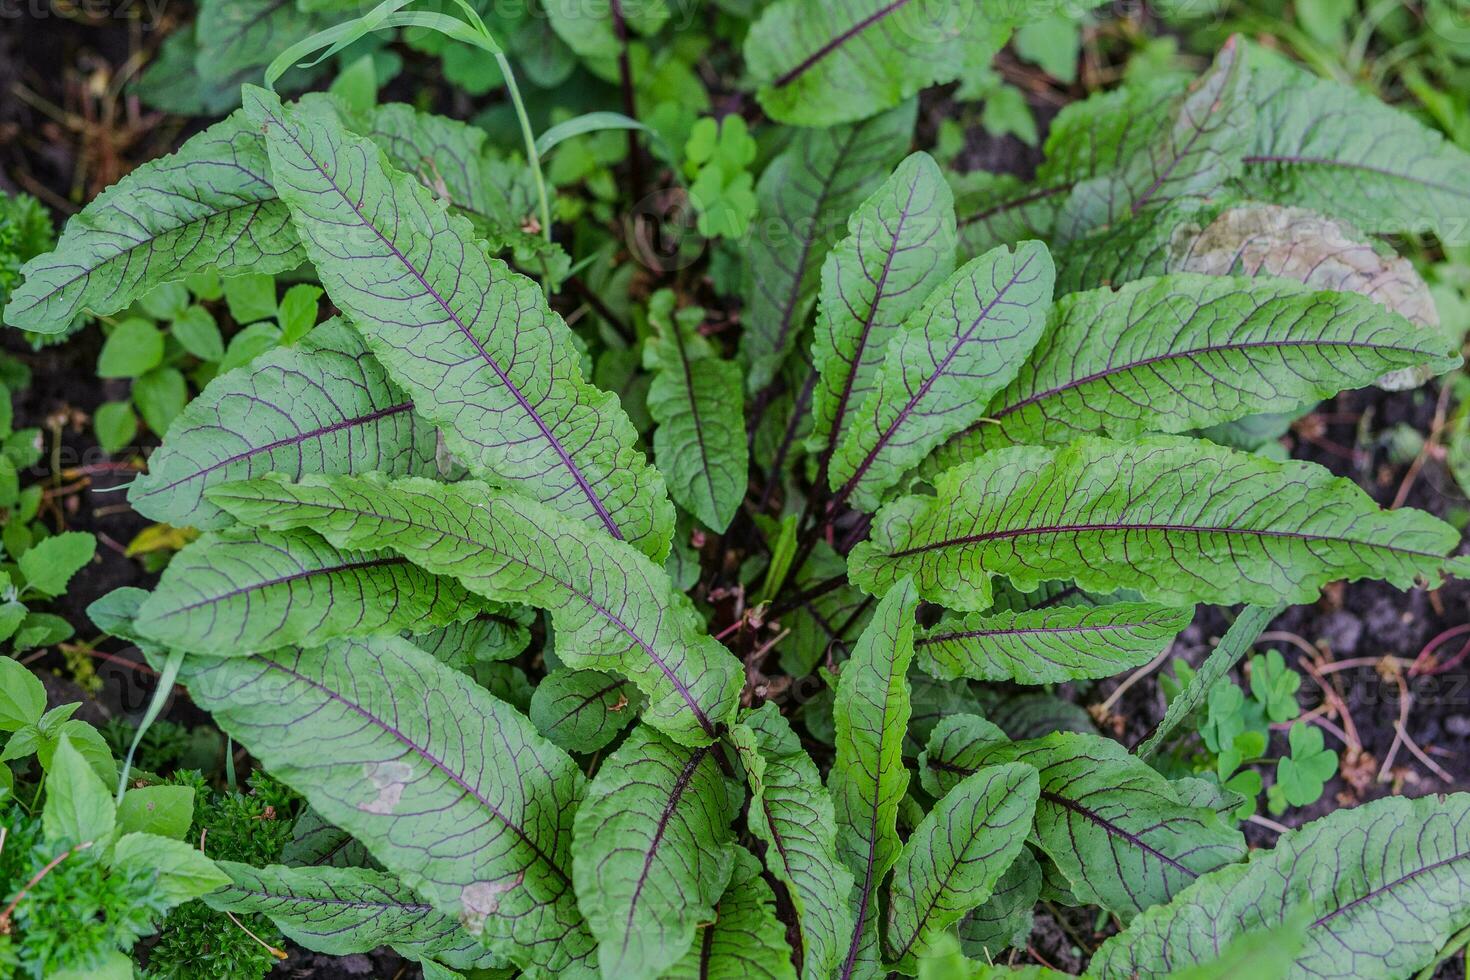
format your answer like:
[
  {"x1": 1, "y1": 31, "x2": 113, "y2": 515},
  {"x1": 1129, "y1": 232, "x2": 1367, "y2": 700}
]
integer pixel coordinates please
[{"x1": 6, "y1": 2, "x2": 1470, "y2": 977}]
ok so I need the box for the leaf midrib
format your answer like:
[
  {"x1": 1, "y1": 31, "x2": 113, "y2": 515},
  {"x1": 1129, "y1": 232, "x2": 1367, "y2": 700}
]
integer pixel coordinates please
[
  {"x1": 266, "y1": 106, "x2": 626, "y2": 542},
  {"x1": 772, "y1": 0, "x2": 916, "y2": 88}
]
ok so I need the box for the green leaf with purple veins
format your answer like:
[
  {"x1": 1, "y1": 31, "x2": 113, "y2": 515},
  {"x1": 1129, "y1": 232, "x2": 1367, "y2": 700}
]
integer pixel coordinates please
[
  {"x1": 572, "y1": 725, "x2": 739, "y2": 980},
  {"x1": 129, "y1": 318, "x2": 437, "y2": 531},
  {"x1": 3, "y1": 110, "x2": 304, "y2": 334},
  {"x1": 203, "y1": 862, "x2": 503, "y2": 969},
  {"x1": 809, "y1": 153, "x2": 957, "y2": 465},
  {"x1": 827, "y1": 240, "x2": 1054, "y2": 513},
  {"x1": 852, "y1": 435, "x2": 1458, "y2": 611},
  {"x1": 738, "y1": 102, "x2": 917, "y2": 393},
  {"x1": 662, "y1": 846, "x2": 797, "y2": 980},
  {"x1": 644, "y1": 290, "x2": 748, "y2": 532},
  {"x1": 731, "y1": 703, "x2": 855, "y2": 980},
  {"x1": 915, "y1": 603, "x2": 1192, "y2": 684},
  {"x1": 529, "y1": 668, "x2": 643, "y2": 754},
  {"x1": 133, "y1": 526, "x2": 475, "y2": 656},
  {"x1": 1092, "y1": 793, "x2": 1470, "y2": 979},
  {"x1": 209, "y1": 473, "x2": 742, "y2": 747},
  {"x1": 829, "y1": 577, "x2": 918, "y2": 979},
  {"x1": 928, "y1": 731, "x2": 1246, "y2": 917},
  {"x1": 927, "y1": 272, "x2": 1458, "y2": 472},
  {"x1": 245, "y1": 86, "x2": 673, "y2": 558},
  {"x1": 1237, "y1": 41, "x2": 1470, "y2": 237},
  {"x1": 885, "y1": 763, "x2": 1039, "y2": 969},
  {"x1": 177, "y1": 635, "x2": 597, "y2": 977}
]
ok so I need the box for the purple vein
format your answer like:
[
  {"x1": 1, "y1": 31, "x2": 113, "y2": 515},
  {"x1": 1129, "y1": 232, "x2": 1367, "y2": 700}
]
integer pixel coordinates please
[
  {"x1": 246, "y1": 493, "x2": 716, "y2": 737},
  {"x1": 623, "y1": 747, "x2": 711, "y2": 950},
  {"x1": 953, "y1": 335, "x2": 1440, "y2": 441},
  {"x1": 818, "y1": 175, "x2": 920, "y2": 479},
  {"x1": 773, "y1": 0, "x2": 915, "y2": 88},
  {"x1": 1312, "y1": 847, "x2": 1470, "y2": 928},
  {"x1": 839, "y1": 660, "x2": 902, "y2": 979},
  {"x1": 135, "y1": 402, "x2": 416, "y2": 498},
  {"x1": 957, "y1": 183, "x2": 1071, "y2": 229},
  {"x1": 263, "y1": 658, "x2": 571, "y2": 885},
  {"x1": 269, "y1": 113, "x2": 625, "y2": 541},
  {"x1": 916, "y1": 619, "x2": 1151, "y2": 646},
  {"x1": 1041, "y1": 790, "x2": 1196, "y2": 876},
  {"x1": 156, "y1": 555, "x2": 407, "y2": 617},
  {"x1": 834, "y1": 252, "x2": 1036, "y2": 506},
  {"x1": 667, "y1": 316, "x2": 720, "y2": 510},
  {"x1": 1242, "y1": 155, "x2": 1470, "y2": 197},
  {"x1": 889, "y1": 521, "x2": 1447, "y2": 561}
]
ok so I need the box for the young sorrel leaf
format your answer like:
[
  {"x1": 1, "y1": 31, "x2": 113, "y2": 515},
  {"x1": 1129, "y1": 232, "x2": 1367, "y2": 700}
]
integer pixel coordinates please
[
  {"x1": 829, "y1": 577, "x2": 918, "y2": 979},
  {"x1": 661, "y1": 847, "x2": 797, "y2": 980},
  {"x1": 915, "y1": 603, "x2": 1193, "y2": 685},
  {"x1": 203, "y1": 862, "x2": 499, "y2": 969},
  {"x1": 730, "y1": 703, "x2": 855, "y2": 980},
  {"x1": 1238, "y1": 43, "x2": 1470, "y2": 237},
  {"x1": 132, "y1": 526, "x2": 473, "y2": 655},
  {"x1": 571, "y1": 725, "x2": 738, "y2": 980},
  {"x1": 809, "y1": 152, "x2": 957, "y2": 466},
  {"x1": 528, "y1": 668, "x2": 642, "y2": 754},
  {"x1": 209, "y1": 474, "x2": 742, "y2": 746},
  {"x1": 1054, "y1": 39, "x2": 1250, "y2": 242},
  {"x1": 1091, "y1": 793, "x2": 1470, "y2": 978},
  {"x1": 827, "y1": 241, "x2": 1054, "y2": 512},
  {"x1": 129, "y1": 319, "x2": 436, "y2": 531},
  {"x1": 885, "y1": 763, "x2": 1039, "y2": 967},
  {"x1": 176, "y1": 635, "x2": 596, "y2": 976},
  {"x1": 851, "y1": 436, "x2": 1457, "y2": 611},
  {"x1": 739, "y1": 101, "x2": 916, "y2": 393},
  {"x1": 245, "y1": 87, "x2": 673, "y2": 557},
  {"x1": 928, "y1": 272, "x2": 1457, "y2": 470},
  {"x1": 1136, "y1": 605, "x2": 1279, "y2": 760},
  {"x1": 955, "y1": 847, "x2": 1041, "y2": 962},
  {"x1": 643, "y1": 291, "x2": 748, "y2": 532},
  {"x1": 744, "y1": 0, "x2": 1006, "y2": 127},
  {"x1": 3, "y1": 110, "x2": 303, "y2": 334},
  {"x1": 195, "y1": 0, "x2": 331, "y2": 89},
  {"x1": 927, "y1": 731, "x2": 1246, "y2": 916}
]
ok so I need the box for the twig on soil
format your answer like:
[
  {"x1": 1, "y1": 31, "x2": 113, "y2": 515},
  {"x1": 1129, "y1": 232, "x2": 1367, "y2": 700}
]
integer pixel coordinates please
[
  {"x1": 1396, "y1": 721, "x2": 1454, "y2": 783},
  {"x1": 1377, "y1": 666, "x2": 1412, "y2": 781},
  {"x1": 1099, "y1": 645, "x2": 1174, "y2": 715},
  {"x1": 1391, "y1": 381, "x2": 1453, "y2": 509},
  {"x1": 0, "y1": 840, "x2": 92, "y2": 934},
  {"x1": 1247, "y1": 813, "x2": 1292, "y2": 836}
]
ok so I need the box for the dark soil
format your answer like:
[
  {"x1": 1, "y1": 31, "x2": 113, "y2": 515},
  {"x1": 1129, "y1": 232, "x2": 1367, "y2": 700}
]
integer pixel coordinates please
[{"x1": 5, "y1": 7, "x2": 1470, "y2": 979}]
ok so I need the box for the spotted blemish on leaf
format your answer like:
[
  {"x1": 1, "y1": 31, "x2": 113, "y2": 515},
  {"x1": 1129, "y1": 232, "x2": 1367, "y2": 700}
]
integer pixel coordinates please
[
  {"x1": 362, "y1": 759, "x2": 413, "y2": 814},
  {"x1": 460, "y1": 873, "x2": 525, "y2": 934}
]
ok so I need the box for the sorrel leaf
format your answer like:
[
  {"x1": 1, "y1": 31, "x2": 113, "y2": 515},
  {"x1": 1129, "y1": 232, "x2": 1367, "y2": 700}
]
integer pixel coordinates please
[
  {"x1": 952, "y1": 171, "x2": 1064, "y2": 264},
  {"x1": 1092, "y1": 793, "x2": 1470, "y2": 978},
  {"x1": 3, "y1": 110, "x2": 303, "y2": 334},
  {"x1": 745, "y1": 0, "x2": 1005, "y2": 126},
  {"x1": 528, "y1": 668, "x2": 642, "y2": 754},
  {"x1": 956, "y1": 847, "x2": 1041, "y2": 962},
  {"x1": 246, "y1": 86, "x2": 673, "y2": 557},
  {"x1": 203, "y1": 861, "x2": 499, "y2": 969},
  {"x1": 851, "y1": 436, "x2": 1457, "y2": 611},
  {"x1": 740, "y1": 101, "x2": 916, "y2": 393},
  {"x1": 1054, "y1": 40, "x2": 1250, "y2": 241},
  {"x1": 926, "y1": 731, "x2": 1247, "y2": 916},
  {"x1": 210, "y1": 473, "x2": 742, "y2": 746},
  {"x1": 827, "y1": 241, "x2": 1054, "y2": 512},
  {"x1": 830, "y1": 577, "x2": 918, "y2": 978},
  {"x1": 177, "y1": 635, "x2": 596, "y2": 976},
  {"x1": 280, "y1": 807, "x2": 373, "y2": 869},
  {"x1": 661, "y1": 847, "x2": 797, "y2": 980},
  {"x1": 407, "y1": 608, "x2": 534, "y2": 668},
  {"x1": 809, "y1": 153, "x2": 957, "y2": 463},
  {"x1": 928, "y1": 273, "x2": 1457, "y2": 469},
  {"x1": 571, "y1": 725, "x2": 738, "y2": 980},
  {"x1": 129, "y1": 319, "x2": 437, "y2": 531},
  {"x1": 133, "y1": 526, "x2": 474, "y2": 655},
  {"x1": 644, "y1": 291, "x2": 748, "y2": 532},
  {"x1": 542, "y1": 0, "x2": 668, "y2": 63},
  {"x1": 730, "y1": 703, "x2": 855, "y2": 980},
  {"x1": 885, "y1": 762, "x2": 1039, "y2": 967},
  {"x1": 1238, "y1": 43, "x2": 1470, "y2": 236},
  {"x1": 915, "y1": 715, "x2": 1009, "y2": 799},
  {"x1": 915, "y1": 603, "x2": 1193, "y2": 684}
]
